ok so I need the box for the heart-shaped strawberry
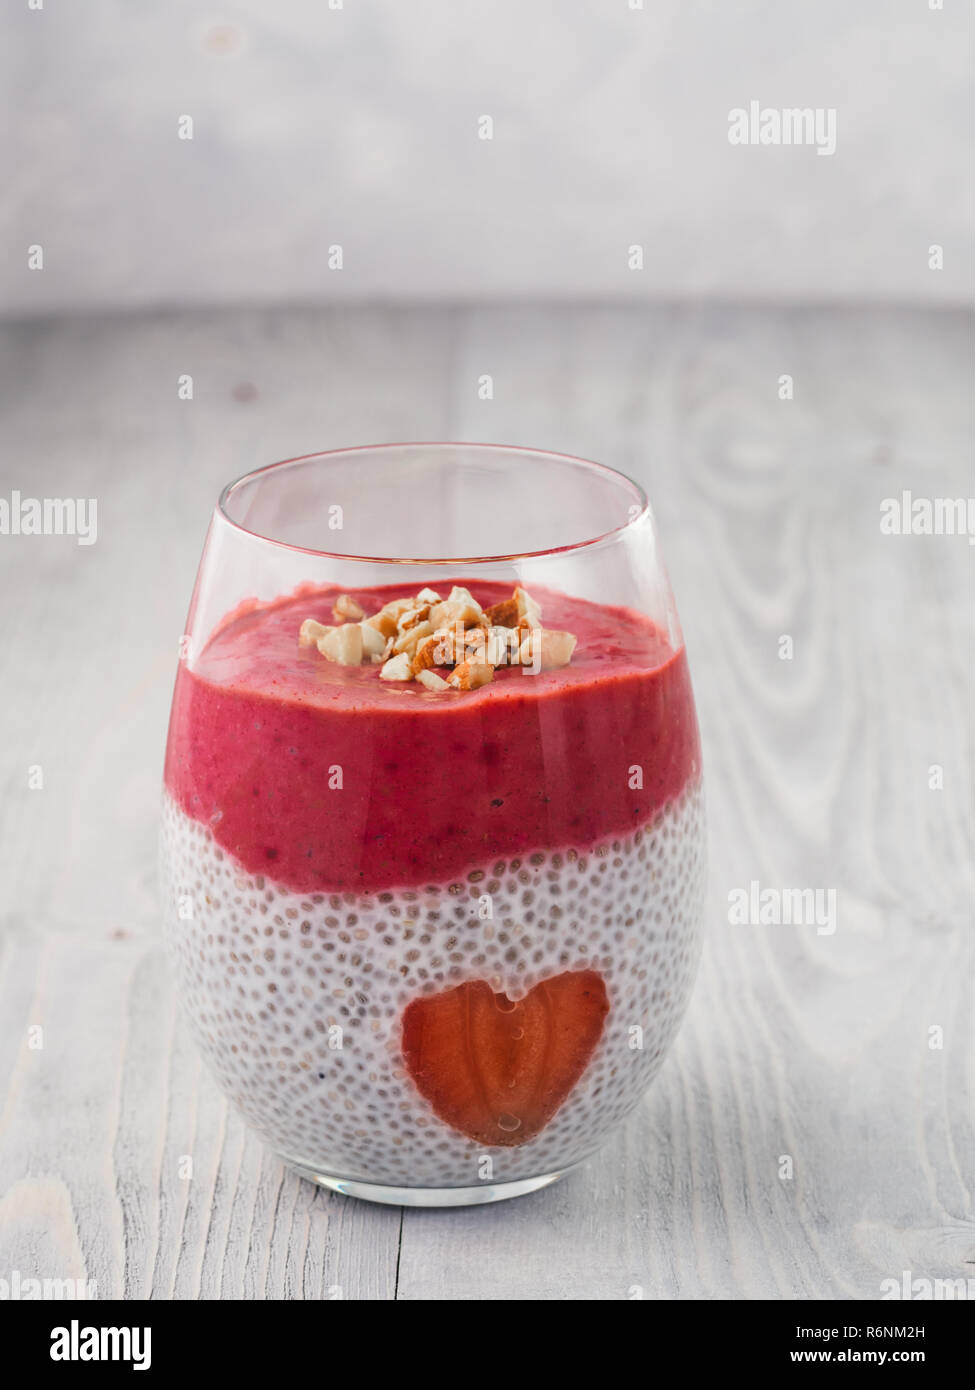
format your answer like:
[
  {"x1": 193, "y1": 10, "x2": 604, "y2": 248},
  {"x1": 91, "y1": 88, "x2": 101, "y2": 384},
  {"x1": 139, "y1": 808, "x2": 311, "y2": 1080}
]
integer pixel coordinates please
[{"x1": 401, "y1": 970, "x2": 609, "y2": 1147}]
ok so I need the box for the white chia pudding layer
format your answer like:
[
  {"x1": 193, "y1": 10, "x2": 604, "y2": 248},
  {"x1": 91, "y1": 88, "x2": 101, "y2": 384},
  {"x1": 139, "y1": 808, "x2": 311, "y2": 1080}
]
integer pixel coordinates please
[{"x1": 160, "y1": 781, "x2": 706, "y2": 1188}]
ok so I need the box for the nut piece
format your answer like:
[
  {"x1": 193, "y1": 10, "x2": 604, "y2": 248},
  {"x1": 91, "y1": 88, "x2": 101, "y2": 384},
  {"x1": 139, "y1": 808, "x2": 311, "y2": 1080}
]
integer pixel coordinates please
[
  {"x1": 367, "y1": 598, "x2": 415, "y2": 639},
  {"x1": 393, "y1": 619, "x2": 434, "y2": 658},
  {"x1": 416, "y1": 668, "x2": 449, "y2": 691},
  {"x1": 379, "y1": 651, "x2": 413, "y2": 681},
  {"x1": 299, "y1": 618, "x2": 331, "y2": 648},
  {"x1": 459, "y1": 626, "x2": 516, "y2": 665},
  {"x1": 514, "y1": 586, "x2": 542, "y2": 628},
  {"x1": 483, "y1": 625, "x2": 521, "y2": 665},
  {"x1": 397, "y1": 604, "x2": 432, "y2": 632},
  {"x1": 484, "y1": 597, "x2": 519, "y2": 628},
  {"x1": 302, "y1": 583, "x2": 571, "y2": 685},
  {"x1": 360, "y1": 622, "x2": 387, "y2": 661},
  {"x1": 413, "y1": 626, "x2": 464, "y2": 670},
  {"x1": 429, "y1": 586, "x2": 483, "y2": 630},
  {"x1": 318, "y1": 623, "x2": 364, "y2": 666},
  {"x1": 447, "y1": 660, "x2": 494, "y2": 690},
  {"x1": 518, "y1": 627, "x2": 577, "y2": 671},
  {"x1": 332, "y1": 593, "x2": 364, "y2": 623},
  {"x1": 461, "y1": 626, "x2": 486, "y2": 657}
]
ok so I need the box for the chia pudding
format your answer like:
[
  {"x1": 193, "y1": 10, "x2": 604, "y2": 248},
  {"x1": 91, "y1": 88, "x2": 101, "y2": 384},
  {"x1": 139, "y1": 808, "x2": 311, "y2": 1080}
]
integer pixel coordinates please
[{"x1": 161, "y1": 580, "x2": 705, "y2": 1190}]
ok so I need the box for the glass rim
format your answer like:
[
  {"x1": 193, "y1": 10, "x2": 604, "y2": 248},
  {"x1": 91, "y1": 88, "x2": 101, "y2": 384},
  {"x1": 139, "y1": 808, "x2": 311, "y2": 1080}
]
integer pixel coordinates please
[{"x1": 217, "y1": 442, "x2": 650, "y2": 565}]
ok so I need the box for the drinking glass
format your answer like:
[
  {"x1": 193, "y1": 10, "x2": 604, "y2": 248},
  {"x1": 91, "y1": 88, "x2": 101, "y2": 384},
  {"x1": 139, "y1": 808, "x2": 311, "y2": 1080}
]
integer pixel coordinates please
[{"x1": 160, "y1": 444, "x2": 705, "y2": 1206}]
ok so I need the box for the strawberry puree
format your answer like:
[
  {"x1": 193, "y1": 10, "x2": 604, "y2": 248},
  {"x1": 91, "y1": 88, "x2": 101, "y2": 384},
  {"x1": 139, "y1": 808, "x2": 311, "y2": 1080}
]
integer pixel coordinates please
[{"x1": 164, "y1": 582, "x2": 700, "y2": 893}]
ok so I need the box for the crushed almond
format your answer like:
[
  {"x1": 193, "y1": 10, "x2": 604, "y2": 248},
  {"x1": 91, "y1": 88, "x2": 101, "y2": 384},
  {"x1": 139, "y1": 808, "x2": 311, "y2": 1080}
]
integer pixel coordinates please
[
  {"x1": 416, "y1": 668, "x2": 450, "y2": 691},
  {"x1": 483, "y1": 626, "x2": 521, "y2": 665},
  {"x1": 448, "y1": 660, "x2": 494, "y2": 690},
  {"x1": 414, "y1": 626, "x2": 465, "y2": 670},
  {"x1": 397, "y1": 604, "x2": 431, "y2": 632},
  {"x1": 392, "y1": 619, "x2": 434, "y2": 658},
  {"x1": 360, "y1": 622, "x2": 387, "y2": 660},
  {"x1": 332, "y1": 593, "x2": 364, "y2": 623},
  {"x1": 484, "y1": 597, "x2": 519, "y2": 628},
  {"x1": 299, "y1": 618, "x2": 331, "y2": 648},
  {"x1": 411, "y1": 633, "x2": 440, "y2": 671},
  {"x1": 366, "y1": 597, "x2": 415, "y2": 638},
  {"x1": 428, "y1": 586, "x2": 483, "y2": 630},
  {"x1": 379, "y1": 651, "x2": 413, "y2": 681},
  {"x1": 514, "y1": 586, "x2": 542, "y2": 628},
  {"x1": 518, "y1": 626, "x2": 577, "y2": 671},
  {"x1": 459, "y1": 625, "x2": 517, "y2": 666},
  {"x1": 318, "y1": 623, "x2": 364, "y2": 666}
]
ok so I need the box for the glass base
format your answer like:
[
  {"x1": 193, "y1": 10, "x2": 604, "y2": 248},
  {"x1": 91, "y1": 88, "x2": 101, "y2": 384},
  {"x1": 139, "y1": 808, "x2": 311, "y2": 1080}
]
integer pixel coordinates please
[{"x1": 281, "y1": 1156, "x2": 567, "y2": 1207}]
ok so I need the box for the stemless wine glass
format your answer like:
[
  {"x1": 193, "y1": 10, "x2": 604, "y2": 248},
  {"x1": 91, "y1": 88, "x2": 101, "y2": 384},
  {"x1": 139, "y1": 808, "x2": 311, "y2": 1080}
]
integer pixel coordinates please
[{"x1": 160, "y1": 444, "x2": 705, "y2": 1206}]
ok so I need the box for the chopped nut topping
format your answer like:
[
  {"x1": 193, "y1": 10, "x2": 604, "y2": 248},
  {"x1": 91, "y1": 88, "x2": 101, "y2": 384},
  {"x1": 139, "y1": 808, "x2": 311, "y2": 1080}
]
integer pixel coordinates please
[
  {"x1": 360, "y1": 622, "x2": 387, "y2": 661},
  {"x1": 392, "y1": 619, "x2": 433, "y2": 658},
  {"x1": 318, "y1": 623, "x2": 364, "y2": 666},
  {"x1": 379, "y1": 651, "x2": 413, "y2": 681},
  {"x1": 484, "y1": 597, "x2": 519, "y2": 628},
  {"x1": 448, "y1": 660, "x2": 494, "y2": 690},
  {"x1": 397, "y1": 604, "x2": 431, "y2": 632},
  {"x1": 366, "y1": 613, "x2": 394, "y2": 639},
  {"x1": 416, "y1": 668, "x2": 450, "y2": 691},
  {"x1": 428, "y1": 586, "x2": 483, "y2": 630},
  {"x1": 460, "y1": 625, "x2": 522, "y2": 666},
  {"x1": 361, "y1": 621, "x2": 385, "y2": 654},
  {"x1": 514, "y1": 586, "x2": 542, "y2": 628},
  {"x1": 518, "y1": 627, "x2": 577, "y2": 671},
  {"x1": 487, "y1": 626, "x2": 522, "y2": 665},
  {"x1": 411, "y1": 633, "x2": 440, "y2": 671},
  {"x1": 367, "y1": 597, "x2": 415, "y2": 638},
  {"x1": 300, "y1": 583, "x2": 575, "y2": 690},
  {"x1": 414, "y1": 625, "x2": 464, "y2": 669},
  {"x1": 332, "y1": 593, "x2": 364, "y2": 623},
  {"x1": 299, "y1": 618, "x2": 331, "y2": 648},
  {"x1": 462, "y1": 626, "x2": 486, "y2": 656}
]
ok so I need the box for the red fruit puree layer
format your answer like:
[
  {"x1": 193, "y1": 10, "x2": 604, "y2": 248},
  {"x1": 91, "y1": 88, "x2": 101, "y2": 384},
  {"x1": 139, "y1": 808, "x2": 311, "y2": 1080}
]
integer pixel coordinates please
[{"x1": 164, "y1": 582, "x2": 700, "y2": 894}]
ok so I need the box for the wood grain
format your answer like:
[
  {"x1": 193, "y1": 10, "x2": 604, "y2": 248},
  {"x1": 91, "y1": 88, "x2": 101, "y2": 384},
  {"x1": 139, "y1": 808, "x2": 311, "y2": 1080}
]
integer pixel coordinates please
[{"x1": 0, "y1": 305, "x2": 972, "y2": 1299}]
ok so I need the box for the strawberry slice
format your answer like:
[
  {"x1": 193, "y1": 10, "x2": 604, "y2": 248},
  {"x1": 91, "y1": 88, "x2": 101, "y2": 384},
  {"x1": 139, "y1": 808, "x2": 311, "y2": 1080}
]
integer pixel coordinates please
[{"x1": 401, "y1": 970, "x2": 609, "y2": 1147}]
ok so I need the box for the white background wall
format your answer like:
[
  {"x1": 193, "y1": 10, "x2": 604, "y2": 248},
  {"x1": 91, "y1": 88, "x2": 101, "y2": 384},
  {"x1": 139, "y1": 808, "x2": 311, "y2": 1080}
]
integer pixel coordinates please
[{"x1": 3, "y1": 0, "x2": 973, "y2": 315}]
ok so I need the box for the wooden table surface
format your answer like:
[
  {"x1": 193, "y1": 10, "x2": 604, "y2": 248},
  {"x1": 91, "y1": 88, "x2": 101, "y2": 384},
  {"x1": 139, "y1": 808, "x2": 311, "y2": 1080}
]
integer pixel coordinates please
[{"x1": 1, "y1": 304, "x2": 973, "y2": 1300}]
